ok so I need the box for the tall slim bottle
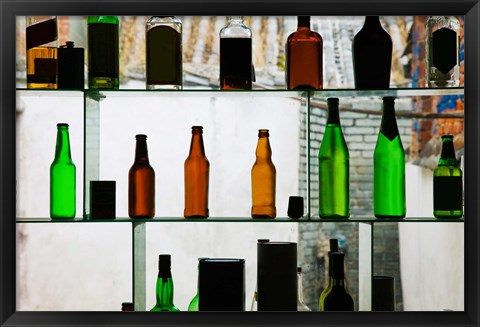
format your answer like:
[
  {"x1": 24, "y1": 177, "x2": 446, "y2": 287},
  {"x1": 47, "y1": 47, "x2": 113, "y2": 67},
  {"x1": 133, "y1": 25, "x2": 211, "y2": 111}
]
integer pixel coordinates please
[
  {"x1": 50, "y1": 123, "x2": 76, "y2": 218},
  {"x1": 128, "y1": 134, "x2": 155, "y2": 218},
  {"x1": 318, "y1": 98, "x2": 349, "y2": 218},
  {"x1": 219, "y1": 16, "x2": 253, "y2": 90},
  {"x1": 146, "y1": 16, "x2": 183, "y2": 89},
  {"x1": 426, "y1": 16, "x2": 461, "y2": 87},
  {"x1": 323, "y1": 252, "x2": 354, "y2": 311},
  {"x1": 151, "y1": 254, "x2": 180, "y2": 312},
  {"x1": 286, "y1": 16, "x2": 323, "y2": 90},
  {"x1": 374, "y1": 97, "x2": 406, "y2": 218},
  {"x1": 250, "y1": 239, "x2": 270, "y2": 311},
  {"x1": 26, "y1": 16, "x2": 58, "y2": 89},
  {"x1": 187, "y1": 258, "x2": 203, "y2": 311},
  {"x1": 297, "y1": 267, "x2": 312, "y2": 311},
  {"x1": 319, "y1": 238, "x2": 339, "y2": 311},
  {"x1": 352, "y1": 16, "x2": 392, "y2": 89},
  {"x1": 184, "y1": 126, "x2": 210, "y2": 218},
  {"x1": 433, "y1": 134, "x2": 463, "y2": 218},
  {"x1": 88, "y1": 16, "x2": 119, "y2": 89},
  {"x1": 251, "y1": 129, "x2": 276, "y2": 218}
]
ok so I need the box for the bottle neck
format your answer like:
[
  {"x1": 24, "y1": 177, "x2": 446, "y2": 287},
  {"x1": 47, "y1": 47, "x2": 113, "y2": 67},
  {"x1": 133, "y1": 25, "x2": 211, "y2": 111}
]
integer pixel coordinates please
[
  {"x1": 228, "y1": 16, "x2": 244, "y2": 25},
  {"x1": 297, "y1": 271, "x2": 306, "y2": 304},
  {"x1": 135, "y1": 138, "x2": 149, "y2": 162},
  {"x1": 380, "y1": 100, "x2": 399, "y2": 140},
  {"x1": 326, "y1": 102, "x2": 341, "y2": 125},
  {"x1": 364, "y1": 16, "x2": 382, "y2": 29},
  {"x1": 439, "y1": 139, "x2": 457, "y2": 166},
  {"x1": 54, "y1": 127, "x2": 72, "y2": 161},
  {"x1": 297, "y1": 16, "x2": 310, "y2": 29},
  {"x1": 155, "y1": 274, "x2": 175, "y2": 306},
  {"x1": 330, "y1": 253, "x2": 346, "y2": 286},
  {"x1": 189, "y1": 130, "x2": 206, "y2": 157},
  {"x1": 255, "y1": 136, "x2": 272, "y2": 161}
]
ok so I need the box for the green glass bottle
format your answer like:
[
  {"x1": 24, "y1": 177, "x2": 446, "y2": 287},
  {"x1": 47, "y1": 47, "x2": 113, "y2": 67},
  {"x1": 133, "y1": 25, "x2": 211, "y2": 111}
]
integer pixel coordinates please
[
  {"x1": 433, "y1": 134, "x2": 463, "y2": 218},
  {"x1": 50, "y1": 123, "x2": 76, "y2": 218},
  {"x1": 323, "y1": 252, "x2": 354, "y2": 311},
  {"x1": 187, "y1": 258, "x2": 201, "y2": 311},
  {"x1": 151, "y1": 254, "x2": 180, "y2": 312},
  {"x1": 374, "y1": 97, "x2": 406, "y2": 218},
  {"x1": 87, "y1": 16, "x2": 119, "y2": 89},
  {"x1": 319, "y1": 97, "x2": 350, "y2": 218},
  {"x1": 319, "y1": 238, "x2": 339, "y2": 311}
]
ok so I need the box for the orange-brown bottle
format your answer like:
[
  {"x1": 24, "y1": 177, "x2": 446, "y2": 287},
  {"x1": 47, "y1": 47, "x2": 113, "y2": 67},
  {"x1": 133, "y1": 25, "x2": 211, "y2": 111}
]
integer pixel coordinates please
[
  {"x1": 128, "y1": 134, "x2": 155, "y2": 218},
  {"x1": 184, "y1": 126, "x2": 210, "y2": 218},
  {"x1": 286, "y1": 16, "x2": 323, "y2": 90},
  {"x1": 251, "y1": 129, "x2": 276, "y2": 218}
]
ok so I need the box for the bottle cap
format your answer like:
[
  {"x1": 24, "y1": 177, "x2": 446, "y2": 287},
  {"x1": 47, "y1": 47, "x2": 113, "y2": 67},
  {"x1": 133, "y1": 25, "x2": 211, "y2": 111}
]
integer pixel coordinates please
[
  {"x1": 297, "y1": 266, "x2": 302, "y2": 273},
  {"x1": 383, "y1": 96, "x2": 395, "y2": 103},
  {"x1": 135, "y1": 134, "x2": 147, "y2": 139},
  {"x1": 327, "y1": 97, "x2": 339, "y2": 106},
  {"x1": 330, "y1": 238, "x2": 339, "y2": 252},
  {"x1": 158, "y1": 254, "x2": 171, "y2": 271},
  {"x1": 258, "y1": 129, "x2": 269, "y2": 137},
  {"x1": 57, "y1": 123, "x2": 69, "y2": 127},
  {"x1": 441, "y1": 134, "x2": 454, "y2": 139}
]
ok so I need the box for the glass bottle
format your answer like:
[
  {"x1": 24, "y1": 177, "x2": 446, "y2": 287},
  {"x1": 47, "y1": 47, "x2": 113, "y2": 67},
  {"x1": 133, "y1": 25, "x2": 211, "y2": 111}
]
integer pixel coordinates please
[
  {"x1": 50, "y1": 123, "x2": 76, "y2": 218},
  {"x1": 121, "y1": 302, "x2": 133, "y2": 311},
  {"x1": 128, "y1": 134, "x2": 155, "y2": 218},
  {"x1": 219, "y1": 16, "x2": 253, "y2": 90},
  {"x1": 187, "y1": 258, "x2": 202, "y2": 311},
  {"x1": 319, "y1": 238, "x2": 339, "y2": 311},
  {"x1": 352, "y1": 16, "x2": 392, "y2": 89},
  {"x1": 146, "y1": 16, "x2": 183, "y2": 90},
  {"x1": 251, "y1": 129, "x2": 276, "y2": 218},
  {"x1": 87, "y1": 16, "x2": 119, "y2": 89},
  {"x1": 286, "y1": 16, "x2": 323, "y2": 90},
  {"x1": 184, "y1": 126, "x2": 210, "y2": 218},
  {"x1": 433, "y1": 134, "x2": 463, "y2": 218},
  {"x1": 318, "y1": 98, "x2": 350, "y2": 218},
  {"x1": 151, "y1": 254, "x2": 180, "y2": 312},
  {"x1": 323, "y1": 252, "x2": 354, "y2": 311},
  {"x1": 26, "y1": 16, "x2": 58, "y2": 89},
  {"x1": 426, "y1": 16, "x2": 461, "y2": 87},
  {"x1": 374, "y1": 97, "x2": 406, "y2": 218},
  {"x1": 250, "y1": 239, "x2": 270, "y2": 311},
  {"x1": 297, "y1": 267, "x2": 312, "y2": 311}
]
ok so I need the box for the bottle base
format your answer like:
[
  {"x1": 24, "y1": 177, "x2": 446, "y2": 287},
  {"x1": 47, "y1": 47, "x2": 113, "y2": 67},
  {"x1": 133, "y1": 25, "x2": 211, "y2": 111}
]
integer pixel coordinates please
[
  {"x1": 184, "y1": 215, "x2": 209, "y2": 219},
  {"x1": 374, "y1": 214, "x2": 406, "y2": 219},
  {"x1": 434, "y1": 210, "x2": 463, "y2": 218},
  {"x1": 89, "y1": 77, "x2": 119, "y2": 90},
  {"x1": 147, "y1": 83, "x2": 182, "y2": 90}
]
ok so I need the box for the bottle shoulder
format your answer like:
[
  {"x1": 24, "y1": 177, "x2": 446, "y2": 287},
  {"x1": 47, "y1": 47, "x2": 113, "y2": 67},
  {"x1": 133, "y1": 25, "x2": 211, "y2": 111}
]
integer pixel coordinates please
[{"x1": 287, "y1": 29, "x2": 323, "y2": 43}]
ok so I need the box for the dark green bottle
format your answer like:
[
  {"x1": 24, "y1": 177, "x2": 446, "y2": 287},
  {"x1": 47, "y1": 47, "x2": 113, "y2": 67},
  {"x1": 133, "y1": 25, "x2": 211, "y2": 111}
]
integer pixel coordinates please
[
  {"x1": 50, "y1": 123, "x2": 76, "y2": 218},
  {"x1": 323, "y1": 252, "x2": 354, "y2": 311},
  {"x1": 374, "y1": 97, "x2": 406, "y2": 218},
  {"x1": 151, "y1": 254, "x2": 180, "y2": 312},
  {"x1": 319, "y1": 97, "x2": 350, "y2": 218},
  {"x1": 433, "y1": 135, "x2": 463, "y2": 218},
  {"x1": 318, "y1": 238, "x2": 339, "y2": 311}
]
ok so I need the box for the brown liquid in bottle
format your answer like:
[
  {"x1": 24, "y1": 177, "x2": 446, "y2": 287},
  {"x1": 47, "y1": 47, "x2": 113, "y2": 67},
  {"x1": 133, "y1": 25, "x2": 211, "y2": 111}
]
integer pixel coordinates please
[
  {"x1": 251, "y1": 129, "x2": 276, "y2": 218},
  {"x1": 184, "y1": 126, "x2": 210, "y2": 218},
  {"x1": 128, "y1": 135, "x2": 155, "y2": 218},
  {"x1": 286, "y1": 16, "x2": 323, "y2": 90}
]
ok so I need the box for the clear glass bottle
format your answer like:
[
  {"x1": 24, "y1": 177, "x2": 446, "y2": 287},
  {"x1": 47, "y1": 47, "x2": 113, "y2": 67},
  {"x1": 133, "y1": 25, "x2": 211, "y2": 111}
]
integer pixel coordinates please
[
  {"x1": 50, "y1": 123, "x2": 76, "y2": 218},
  {"x1": 297, "y1": 267, "x2": 312, "y2": 311},
  {"x1": 286, "y1": 16, "x2": 323, "y2": 90},
  {"x1": 184, "y1": 126, "x2": 210, "y2": 218},
  {"x1": 426, "y1": 16, "x2": 461, "y2": 87},
  {"x1": 151, "y1": 254, "x2": 180, "y2": 312},
  {"x1": 251, "y1": 129, "x2": 276, "y2": 218},
  {"x1": 87, "y1": 16, "x2": 120, "y2": 89},
  {"x1": 318, "y1": 98, "x2": 350, "y2": 218},
  {"x1": 323, "y1": 252, "x2": 354, "y2": 311},
  {"x1": 128, "y1": 134, "x2": 155, "y2": 218},
  {"x1": 26, "y1": 16, "x2": 58, "y2": 89},
  {"x1": 219, "y1": 16, "x2": 253, "y2": 90},
  {"x1": 374, "y1": 97, "x2": 406, "y2": 218},
  {"x1": 433, "y1": 134, "x2": 463, "y2": 218},
  {"x1": 146, "y1": 16, "x2": 183, "y2": 90},
  {"x1": 319, "y1": 238, "x2": 339, "y2": 311}
]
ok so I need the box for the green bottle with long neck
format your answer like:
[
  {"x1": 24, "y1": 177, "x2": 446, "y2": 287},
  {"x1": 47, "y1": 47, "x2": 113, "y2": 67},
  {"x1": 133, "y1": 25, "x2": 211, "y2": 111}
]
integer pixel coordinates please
[
  {"x1": 319, "y1": 238, "x2": 339, "y2": 311},
  {"x1": 319, "y1": 98, "x2": 350, "y2": 218},
  {"x1": 151, "y1": 255, "x2": 180, "y2": 312},
  {"x1": 50, "y1": 123, "x2": 76, "y2": 218},
  {"x1": 374, "y1": 97, "x2": 406, "y2": 218}
]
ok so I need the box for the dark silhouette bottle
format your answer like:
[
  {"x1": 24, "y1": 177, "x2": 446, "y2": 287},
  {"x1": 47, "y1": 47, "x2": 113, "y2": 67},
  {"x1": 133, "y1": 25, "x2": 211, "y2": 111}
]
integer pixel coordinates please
[
  {"x1": 128, "y1": 134, "x2": 155, "y2": 218},
  {"x1": 250, "y1": 239, "x2": 270, "y2": 311},
  {"x1": 318, "y1": 98, "x2": 349, "y2": 218},
  {"x1": 433, "y1": 135, "x2": 463, "y2": 218},
  {"x1": 319, "y1": 238, "x2": 339, "y2": 311},
  {"x1": 323, "y1": 252, "x2": 354, "y2": 311},
  {"x1": 374, "y1": 97, "x2": 406, "y2": 218},
  {"x1": 121, "y1": 302, "x2": 133, "y2": 311},
  {"x1": 151, "y1": 254, "x2": 180, "y2": 312},
  {"x1": 146, "y1": 16, "x2": 183, "y2": 89},
  {"x1": 184, "y1": 126, "x2": 210, "y2": 218},
  {"x1": 352, "y1": 16, "x2": 392, "y2": 89},
  {"x1": 219, "y1": 16, "x2": 253, "y2": 90},
  {"x1": 251, "y1": 129, "x2": 276, "y2": 218},
  {"x1": 87, "y1": 16, "x2": 119, "y2": 89},
  {"x1": 50, "y1": 123, "x2": 76, "y2": 218},
  {"x1": 286, "y1": 16, "x2": 323, "y2": 90}
]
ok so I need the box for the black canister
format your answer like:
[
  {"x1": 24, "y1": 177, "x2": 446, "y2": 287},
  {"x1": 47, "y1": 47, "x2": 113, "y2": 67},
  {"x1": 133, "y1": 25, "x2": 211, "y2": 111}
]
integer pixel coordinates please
[{"x1": 58, "y1": 41, "x2": 85, "y2": 89}]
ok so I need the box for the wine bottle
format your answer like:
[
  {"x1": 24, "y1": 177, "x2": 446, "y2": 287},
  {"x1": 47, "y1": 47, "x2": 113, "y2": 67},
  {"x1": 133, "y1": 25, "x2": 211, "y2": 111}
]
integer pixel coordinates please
[
  {"x1": 297, "y1": 267, "x2": 312, "y2": 311},
  {"x1": 373, "y1": 97, "x2": 406, "y2": 218},
  {"x1": 433, "y1": 134, "x2": 463, "y2": 218},
  {"x1": 318, "y1": 98, "x2": 350, "y2": 218},
  {"x1": 151, "y1": 254, "x2": 180, "y2": 312},
  {"x1": 318, "y1": 238, "x2": 339, "y2": 311},
  {"x1": 323, "y1": 252, "x2": 354, "y2": 311}
]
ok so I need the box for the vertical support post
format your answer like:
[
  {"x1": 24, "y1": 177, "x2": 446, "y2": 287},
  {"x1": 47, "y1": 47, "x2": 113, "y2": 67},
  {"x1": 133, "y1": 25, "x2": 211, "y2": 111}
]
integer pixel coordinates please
[
  {"x1": 133, "y1": 221, "x2": 146, "y2": 311},
  {"x1": 306, "y1": 90, "x2": 311, "y2": 219},
  {"x1": 358, "y1": 222, "x2": 373, "y2": 311}
]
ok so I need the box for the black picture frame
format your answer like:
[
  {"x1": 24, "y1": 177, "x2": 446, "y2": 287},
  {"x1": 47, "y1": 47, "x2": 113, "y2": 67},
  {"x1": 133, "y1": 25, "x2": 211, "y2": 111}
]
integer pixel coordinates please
[{"x1": 1, "y1": 1, "x2": 479, "y2": 326}]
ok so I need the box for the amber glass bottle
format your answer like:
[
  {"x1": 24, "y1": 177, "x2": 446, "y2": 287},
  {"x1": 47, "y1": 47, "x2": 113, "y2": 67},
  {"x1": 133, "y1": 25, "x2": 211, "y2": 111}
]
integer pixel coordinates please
[
  {"x1": 184, "y1": 126, "x2": 210, "y2": 218},
  {"x1": 286, "y1": 16, "x2": 323, "y2": 90},
  {"x1": 251, "y1": 129, "x2": 276, "y2": 218},
  {"x1": 128, "y1": 134, "x2": 155, "y2": 218}
]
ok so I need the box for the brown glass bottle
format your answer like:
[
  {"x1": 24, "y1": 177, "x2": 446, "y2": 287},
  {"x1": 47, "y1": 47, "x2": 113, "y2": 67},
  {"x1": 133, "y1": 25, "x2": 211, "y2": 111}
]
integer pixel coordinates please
[
  {"x1": 251, "y1": 129, "x2": 276, "y2": 218},
  {"x1": 184, "y1": 126, "x2": 210, "y2": 218},
  {"x1": 286, "y1": 16, "x2": 323, "y2": 90},
  {"x1": 128, "y1": 134, "x2": 155, "y2": 218}
]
